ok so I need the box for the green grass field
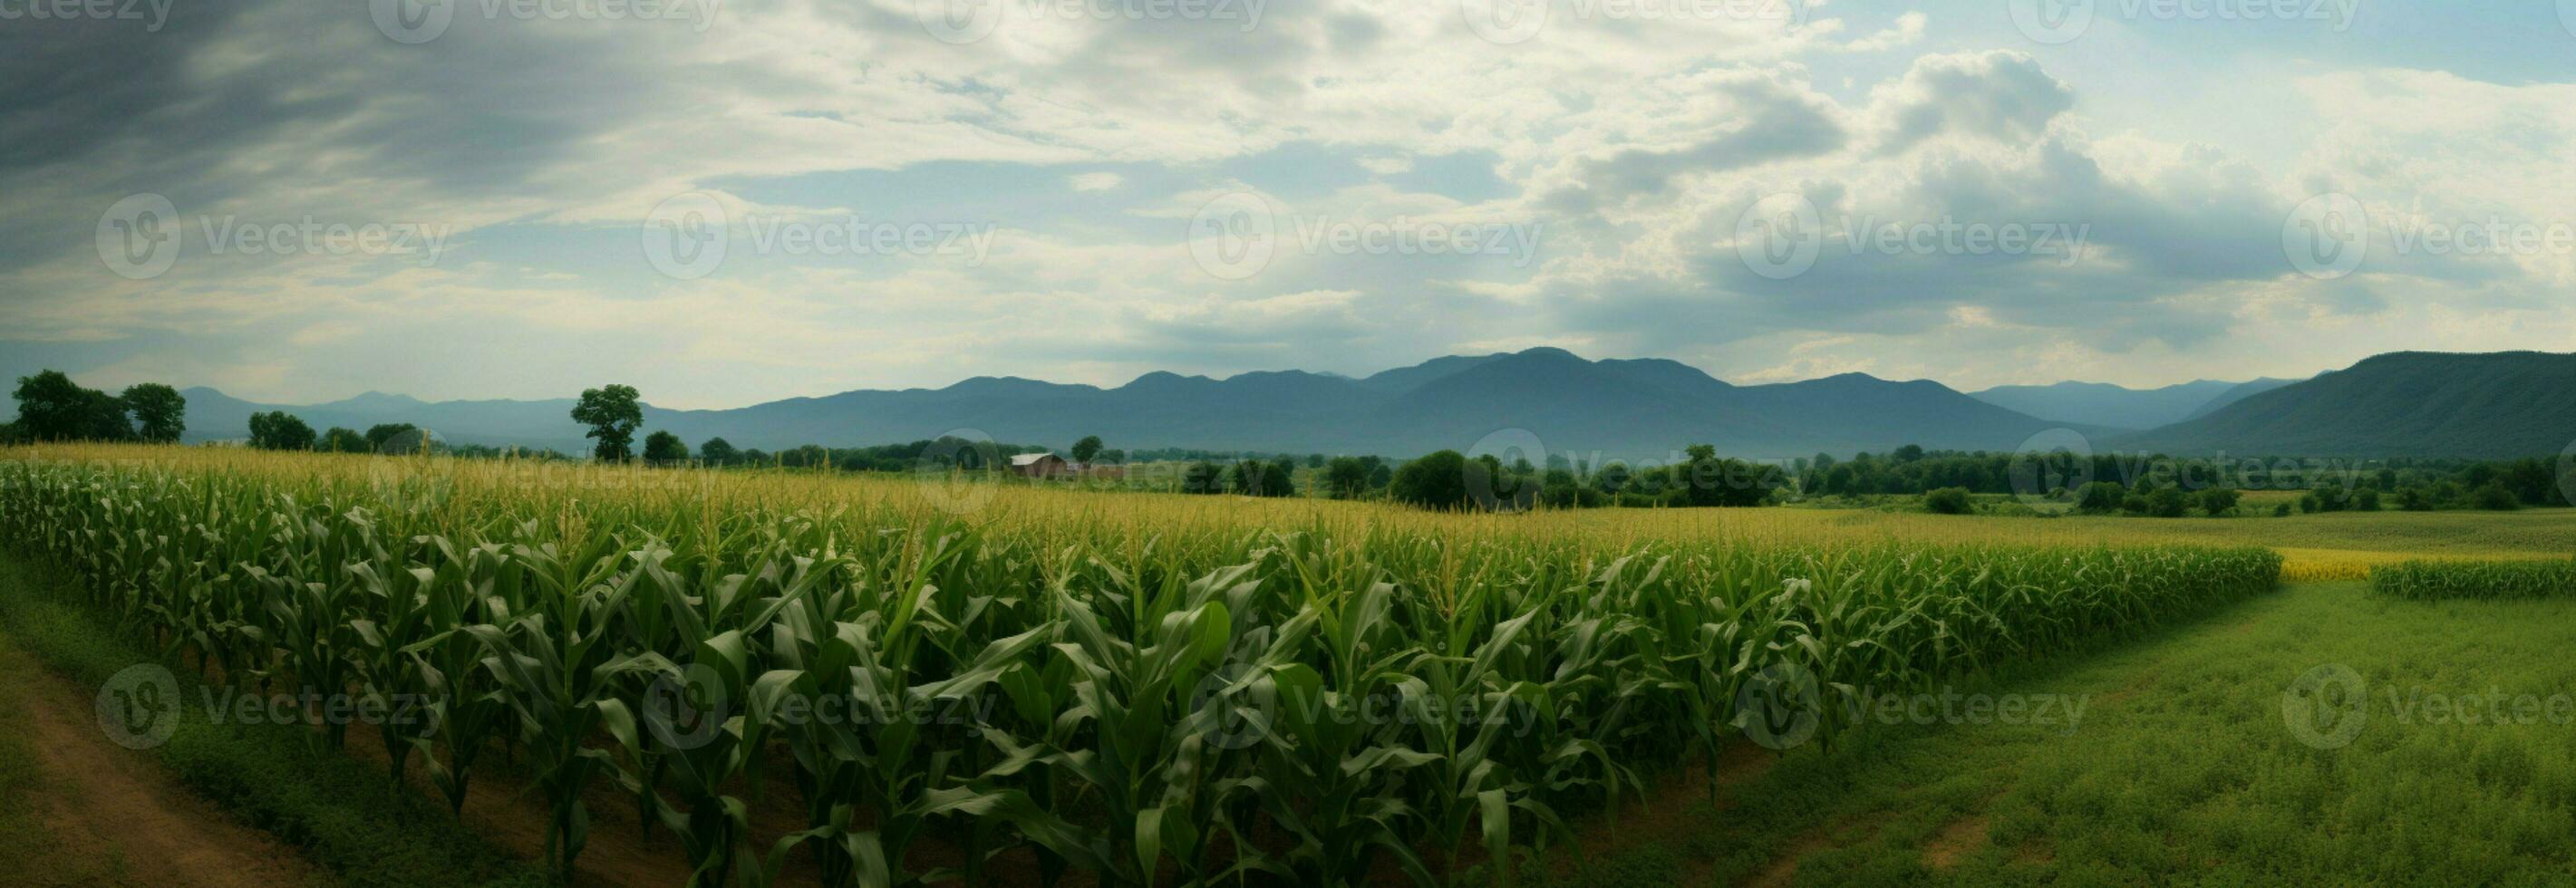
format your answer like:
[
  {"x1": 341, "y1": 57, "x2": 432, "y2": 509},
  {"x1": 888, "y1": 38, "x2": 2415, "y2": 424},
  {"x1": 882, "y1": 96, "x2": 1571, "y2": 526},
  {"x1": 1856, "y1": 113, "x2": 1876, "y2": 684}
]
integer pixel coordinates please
[{"x1": 1538, "y1": 581, "x2": 2576, "y2": 887}]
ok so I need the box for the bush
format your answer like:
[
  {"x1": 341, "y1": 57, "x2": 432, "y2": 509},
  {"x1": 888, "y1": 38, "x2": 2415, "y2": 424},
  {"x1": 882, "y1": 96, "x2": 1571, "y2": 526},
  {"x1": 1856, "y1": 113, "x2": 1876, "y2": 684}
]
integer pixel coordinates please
[
  {"x1": 2076, "y1": 481, "x2": 2127, "y2": 514},
  {"x1": 2272, "y1": 502, "x2": 2294, "y2": 517},
  {"x1": 1923, "y1": 487, "x2": 1972, "y2": 515},
  {"x1": 1390, "y1": 450, "x2": 1474, "y2": 510},
  {"x1": 2197, "y1": 487, "x2": 2242, "y2": 516},
  {"x1": 2473, "y1": 481, "x2": 2522, "y2": 511},
  {"x1": 2147, "y1": 487, "x2": 2191, "y2": 518}
]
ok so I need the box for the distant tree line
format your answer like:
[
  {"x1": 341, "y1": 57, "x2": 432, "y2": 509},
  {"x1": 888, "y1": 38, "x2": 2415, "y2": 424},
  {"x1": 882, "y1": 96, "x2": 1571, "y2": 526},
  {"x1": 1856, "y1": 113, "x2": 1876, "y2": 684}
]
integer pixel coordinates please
[{"x1": 1797, "y1": 446, "x2": 2571, "y2": 515}]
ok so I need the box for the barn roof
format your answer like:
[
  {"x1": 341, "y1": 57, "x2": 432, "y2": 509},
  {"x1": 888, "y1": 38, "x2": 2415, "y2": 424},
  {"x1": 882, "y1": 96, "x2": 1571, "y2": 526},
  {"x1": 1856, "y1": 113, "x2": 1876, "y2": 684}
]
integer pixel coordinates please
[{"x1": 1009, "y1": 452, "x2": 1061, "y2": 466}]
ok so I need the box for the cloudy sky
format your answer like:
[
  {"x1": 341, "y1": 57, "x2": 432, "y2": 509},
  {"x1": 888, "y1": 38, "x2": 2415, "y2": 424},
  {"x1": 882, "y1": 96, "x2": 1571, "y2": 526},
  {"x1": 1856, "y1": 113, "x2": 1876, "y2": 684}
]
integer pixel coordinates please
[{"x1": 4, "y1": 0, "x2": 2572, "y2": 408}]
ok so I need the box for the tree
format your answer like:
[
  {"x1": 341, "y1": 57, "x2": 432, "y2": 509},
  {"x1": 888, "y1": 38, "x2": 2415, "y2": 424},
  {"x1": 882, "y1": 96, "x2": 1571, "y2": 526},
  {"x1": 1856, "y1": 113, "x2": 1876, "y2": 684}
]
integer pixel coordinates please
[
  {"x1": 322, "y1": 427, "x2": 370, "y2": 453},
  {"x1": 643, "y1": 430, "x2": 689, "y2": 464},
  {"x1": 1070, "y1": 435, "x2": 1104, "y2": 466},
  {"x1": 1181, "y1": 460, "x2": 1225, "y2": 495},
  {"x1": 12, "y1": 371, "x2": 132, "y2": 441},
  {"x1": 1390, "y1": 450, "x2": 1474, "y2": 510},
  {"x1": 1323, "y1": 457, "x2": 1370, "y2": 499},
  {"x1": 247, "y1": 411, "x2": 316, "y2": 450},
  {"x1": 364, "y1": 423, "x2": 420, "y2": 451},
  {"x1": 2197, "y1": 487, "x2": 2242, "y2": 516},
  {"x1": 1261, "y1": 456, "x2": 1297, "y2": 497},
  {"x1": 121, "y1": 382, "x2": 186, "y2": 443},
  {"x1": 698, "y1": 437, "x2": 740, "y2": 466},
  {"x1": 1924, "y1": 487, "x2": 1972, "y2": 515},
  {"x1": 569, "y1": 384, "x2": 644, "y2": 461}
]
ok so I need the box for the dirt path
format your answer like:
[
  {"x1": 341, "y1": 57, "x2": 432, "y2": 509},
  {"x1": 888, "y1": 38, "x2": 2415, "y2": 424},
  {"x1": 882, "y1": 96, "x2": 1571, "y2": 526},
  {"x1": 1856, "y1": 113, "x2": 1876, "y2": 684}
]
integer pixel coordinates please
[{"x1": 0, "y1": 646, "x2": 323, "y2": 888}]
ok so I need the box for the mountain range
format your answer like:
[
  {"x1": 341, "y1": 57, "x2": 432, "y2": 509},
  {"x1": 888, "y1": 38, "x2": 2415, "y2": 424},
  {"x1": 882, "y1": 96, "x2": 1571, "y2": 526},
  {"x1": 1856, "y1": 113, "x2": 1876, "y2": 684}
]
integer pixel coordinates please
[
  {"x1": 1966, "y1": 378, "x2": 2300, "y2": 430},
  {"x1": 165, "y1": 350, "x2": 2576, "y2": 460}
]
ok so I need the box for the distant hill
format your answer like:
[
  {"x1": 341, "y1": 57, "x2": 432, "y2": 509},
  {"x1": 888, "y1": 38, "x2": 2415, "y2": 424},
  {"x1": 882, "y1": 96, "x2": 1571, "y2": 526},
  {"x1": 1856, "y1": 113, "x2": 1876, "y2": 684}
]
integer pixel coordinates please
[
  {"x1": 2116, "y1": 352, "x2": 2576, "y2": 458},
  {"x1": 175, "y1": 348, "x2": 2078, "y2": 460},
  {"x1": 2175, "y1": 377, "x2": 2300, "y2": 421},
  {"x1": 163, "y1": 350, "x2": 2571, "y2": 460},
  {"x1": 1969, "y1": 380, "x2": 2250, "y2": 430}
]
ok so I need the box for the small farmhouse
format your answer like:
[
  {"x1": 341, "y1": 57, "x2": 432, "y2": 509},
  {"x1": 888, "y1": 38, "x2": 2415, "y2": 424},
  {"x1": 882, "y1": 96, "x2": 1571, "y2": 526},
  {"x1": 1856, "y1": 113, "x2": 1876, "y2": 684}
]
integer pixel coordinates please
[{"x1": 1010, "y1": 452, "x2": 1072, "y2": 478}]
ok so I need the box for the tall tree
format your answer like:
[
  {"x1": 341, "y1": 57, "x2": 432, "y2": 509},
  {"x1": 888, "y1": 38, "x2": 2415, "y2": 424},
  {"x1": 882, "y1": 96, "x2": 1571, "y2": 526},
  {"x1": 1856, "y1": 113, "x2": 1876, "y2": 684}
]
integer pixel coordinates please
[
  {"x1": 1070, "y1": 435, "x2": 1104, "y2": 466},
  {"x1": 569, "y1": 384, "x2": 644, "y2": 461},
  {"x1": 12, "y1": 371, "x2": 132, "y2": 441},
  {"x1": 121, "y1": 382, "x2": 186, "y2": 443},
  {"x1": 642, "y1": 430, "x2": 689, "y2": 464}
]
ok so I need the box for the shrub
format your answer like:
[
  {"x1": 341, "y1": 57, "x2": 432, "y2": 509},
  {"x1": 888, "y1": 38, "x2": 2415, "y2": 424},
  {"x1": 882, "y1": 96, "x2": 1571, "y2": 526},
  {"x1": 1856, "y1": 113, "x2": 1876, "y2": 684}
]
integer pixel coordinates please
[
  {"x1": 2197, "y1": 487, "x2": 2242, "y2": 516},
  {"x1": 1923, "y1": 487, "x2": 1972, "y2": 515}
]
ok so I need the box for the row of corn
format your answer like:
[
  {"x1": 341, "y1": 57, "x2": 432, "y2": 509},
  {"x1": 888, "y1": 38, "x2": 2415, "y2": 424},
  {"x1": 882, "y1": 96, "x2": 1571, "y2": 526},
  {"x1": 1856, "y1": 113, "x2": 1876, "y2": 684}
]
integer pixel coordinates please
[{"x1": 0, "y1": 453, "x2": 2280, "y2": 886}]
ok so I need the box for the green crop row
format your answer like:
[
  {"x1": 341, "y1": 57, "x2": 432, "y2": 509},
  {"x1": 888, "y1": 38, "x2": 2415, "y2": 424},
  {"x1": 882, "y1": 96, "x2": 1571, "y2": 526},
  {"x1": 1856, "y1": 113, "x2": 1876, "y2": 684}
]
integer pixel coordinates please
[
  {"x1": 0, "y1": 455, "x2": 2278, "y2": 887},
  {"x1": 2369, "y1": 558, "x2": 2576, "y2": 600}
]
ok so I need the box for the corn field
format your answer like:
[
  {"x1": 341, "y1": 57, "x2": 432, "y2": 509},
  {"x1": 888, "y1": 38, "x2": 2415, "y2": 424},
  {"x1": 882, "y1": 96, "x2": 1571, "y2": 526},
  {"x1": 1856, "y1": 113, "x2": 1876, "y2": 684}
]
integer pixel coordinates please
[
  {"x1": 0, "y1": 448, "x2": 2280, "y2": 886},
  {"x1": 2369, "y1": 558, "x2": 2576, "y2": 600}
]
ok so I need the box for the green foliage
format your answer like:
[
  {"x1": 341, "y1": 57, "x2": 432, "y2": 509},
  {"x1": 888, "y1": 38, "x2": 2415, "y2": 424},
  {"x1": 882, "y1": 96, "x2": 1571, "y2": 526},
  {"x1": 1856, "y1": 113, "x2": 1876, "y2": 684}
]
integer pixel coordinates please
[
  {"x1": 1390, "y1": 449, "x2": 1474, "y2": 510},
  {"x1": 0, "y1": 557, "x2": 547, "y2": 887},
  {"x1": 2372, "y1": 559, "x2": 2576, "y2": 600},
  {"x1": 642, "y1": 430, "x2": 688, "y2": 463},
  {"x1": 120, "y1": 382, "x2": 186, "y2": 443},
  {"x1": 2197, "y1": 487, "x2": 2242, "y2": 516},
  {"x1": 364, "y1": 423, "x2": 420, "y2": 451},
  {"x1": 11, "y1": 371, "x2": 133, "y2": 442},
  {"x1": 322, "y1": 427, "x2": 371, "y2": 453},
  {"x1": 697, "y1": 436, "x2": 740, "y2": 466},
  {"x1": 0, "y1": 455, "x2": 2282, "y2": 888},
  {"x1": 1070, "y1": 435, "x2": 1103, "y2": 465},
  {"x1": 2076, "y1": 481, "x2": 2127, "y2": 514},
  {"x1": 1323, "y1": 456, "x2": 1370, "y2": 498},
  {"x1": 569, "y1": 383, "x2": 644, "y2": 461},
  {"x1": 247, "y1": 411, "x2": 316, "y2": 450},
  {"x1": 1923, "y1": 487, "x2": 1972, "y2": 515}
]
